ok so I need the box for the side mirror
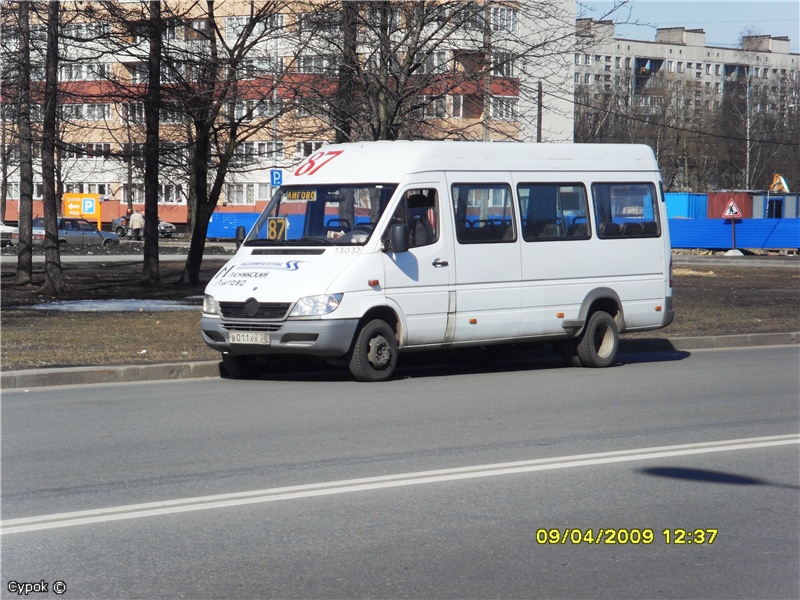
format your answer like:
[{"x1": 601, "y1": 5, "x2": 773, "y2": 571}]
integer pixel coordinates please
[
  {"x1": 235, "y1": 225, "x2": 246, "y2": 249},
  {"x1": 389, "y1": 223, "x2": 409, "y2": 253}
]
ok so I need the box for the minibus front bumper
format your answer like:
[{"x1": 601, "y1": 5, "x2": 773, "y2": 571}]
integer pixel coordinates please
[{"x1": 200, "y1": 316, "x2": 360, "y2": 357}]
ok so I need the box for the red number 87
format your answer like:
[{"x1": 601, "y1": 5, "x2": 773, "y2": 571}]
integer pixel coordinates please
[{"x1": 295, "y1": 150, "x2": 344, "y2": 176}]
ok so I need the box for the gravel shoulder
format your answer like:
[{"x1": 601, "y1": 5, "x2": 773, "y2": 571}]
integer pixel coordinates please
[{"x1": 1, "y1": 247, "x2": 798, "y2": 371}]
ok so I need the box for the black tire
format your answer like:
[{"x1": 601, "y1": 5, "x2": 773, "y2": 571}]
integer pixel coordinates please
[
  {"x1": 102, "y1": 238, "x2": 114, "y2": 248},
  {"x1": 221, "y1": 353, "x2": 263, "y2": 379},
  {"x1": 348, "y1": 319, "x2": 398, "y2": 382},
  {"x1": 115, "y1": 226, "x2": 126, "y2": 236},
  {"x1": 576, "y1": 311, "x2": 619, "y2": 368},
  {"x1": 558, "y1": 339, "x2": 582, "y2": 367}
]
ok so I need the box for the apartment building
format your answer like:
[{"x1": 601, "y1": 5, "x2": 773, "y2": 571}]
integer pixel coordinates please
[
  {"x1": 1, "y1": 1, "x2": 574, "y2": 224},
  {"x1": 575, "y1": 18, "x2": 799, "y2": 116}
]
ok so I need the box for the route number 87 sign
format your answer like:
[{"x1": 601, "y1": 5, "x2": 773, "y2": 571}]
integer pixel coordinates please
[
  {"x1": 294, "y1": 150, "x2": 344, "y2": 176},
  {"x1": 267, "y1": 217, "x2": 287, "y2": 240}
]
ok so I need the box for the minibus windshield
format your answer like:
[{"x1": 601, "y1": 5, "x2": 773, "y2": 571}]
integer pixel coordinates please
[{"x1": 244, "y1": 184, "x2": 397, "y2": 246}]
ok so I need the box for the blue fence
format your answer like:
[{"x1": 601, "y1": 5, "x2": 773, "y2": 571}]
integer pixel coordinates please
[
  {"x1": 207, "y1": 212, "x2": 800, "y2": 250},
  {"x1": 669, "y1": 218, "x2": 800, "y2": 250},
  {"x1": 206, "y1": 213, "x2": 260, "y2": 239}
]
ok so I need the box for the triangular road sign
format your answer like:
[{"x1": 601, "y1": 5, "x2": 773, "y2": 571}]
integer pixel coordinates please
[{"x1": 723, "y1": 198, "x2": 742, "y2": 218}]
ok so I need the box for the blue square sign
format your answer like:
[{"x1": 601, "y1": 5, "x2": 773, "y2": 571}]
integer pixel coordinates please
[
  {"x1": 82, "y1": 197, "x2": 96, "y2": 215},
  {"x1": 270, "y1": 169, "x2": 283, "y2": 187}
]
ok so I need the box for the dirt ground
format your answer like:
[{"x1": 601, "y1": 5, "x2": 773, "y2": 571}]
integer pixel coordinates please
[{"x1": 1, "y1": 248, "x2": 798, "y2": 371}]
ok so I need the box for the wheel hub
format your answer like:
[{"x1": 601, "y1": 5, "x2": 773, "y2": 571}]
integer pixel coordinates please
[{"x1": 366, "y1": 335, "x2": 390, "y2": 369}]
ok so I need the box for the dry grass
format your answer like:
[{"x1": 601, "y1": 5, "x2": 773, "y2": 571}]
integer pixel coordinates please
[{"x1": 2, "y1": 258, "x2": 798, "y2": 371}]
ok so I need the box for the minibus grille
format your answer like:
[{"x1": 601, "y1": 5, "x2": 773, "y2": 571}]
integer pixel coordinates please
[
  {"x1": 220, "y1": 321, "x2": 283, "y2": 332},
  {"x1": 219, "y1": 301, "x2": 291, "y2": 320}
]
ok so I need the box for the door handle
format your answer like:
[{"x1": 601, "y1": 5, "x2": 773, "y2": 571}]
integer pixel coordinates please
[{"x1": 432, "y1": 258, "x2": 449, "y2": 267}]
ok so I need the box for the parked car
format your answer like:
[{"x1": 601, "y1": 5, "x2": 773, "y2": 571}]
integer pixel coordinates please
[
  {"x1": 111, "y1": 215, "x2": 177, "y2": 238},
  {"x1": 0, "y1": 220, "x2": 18, "y2": 247},
  {"x1": 16, "y1": 217, "x2": 120, "y2": 247}
]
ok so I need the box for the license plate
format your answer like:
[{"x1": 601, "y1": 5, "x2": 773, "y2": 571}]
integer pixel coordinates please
[{"x1": 229, "y1": 331, "x2": 270, "y2": 345}]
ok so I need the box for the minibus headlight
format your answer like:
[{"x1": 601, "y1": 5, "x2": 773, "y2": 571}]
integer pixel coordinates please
[
  {"x1": 203, "y1": 294, "x2": 220, "y2": 316},
  {"x1": 290, "y1": 293, "x2": 343, "y2": 317}
]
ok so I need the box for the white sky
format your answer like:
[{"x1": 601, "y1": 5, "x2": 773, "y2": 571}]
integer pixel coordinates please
[{"x1": 581, "y1": 1, "x2": 800, "y2": 52}]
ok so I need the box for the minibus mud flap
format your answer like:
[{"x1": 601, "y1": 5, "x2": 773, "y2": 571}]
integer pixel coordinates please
[{"x1": 561, "y1": 319, "x2": 584, "y2": 336}]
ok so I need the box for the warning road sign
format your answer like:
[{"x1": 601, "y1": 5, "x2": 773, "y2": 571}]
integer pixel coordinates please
[{"x1": 722, "y1": 198, "x2": 742, "y2": 218}]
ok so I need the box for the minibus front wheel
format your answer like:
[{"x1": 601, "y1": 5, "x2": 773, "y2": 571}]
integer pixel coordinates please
[
  {"x1": 349, "y1": 319, "x2": 399, "y2": 382},
  {"x1": 576, "y1": 311, "x2": 619, "y2": 368}
]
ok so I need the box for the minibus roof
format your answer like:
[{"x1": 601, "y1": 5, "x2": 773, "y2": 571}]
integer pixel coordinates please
[{"x1": 283, "y1": 141, "x2": 660, "y2": 185}]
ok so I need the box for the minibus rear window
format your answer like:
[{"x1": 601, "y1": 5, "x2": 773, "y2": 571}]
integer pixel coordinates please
[{"x1": 591, "y1": 183, "x2": 661, "y2": 239}]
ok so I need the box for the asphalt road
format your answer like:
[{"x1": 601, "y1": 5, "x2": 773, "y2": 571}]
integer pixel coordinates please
[{"x1": 2, "y1": 346, "x2": 799, "y2": 599}]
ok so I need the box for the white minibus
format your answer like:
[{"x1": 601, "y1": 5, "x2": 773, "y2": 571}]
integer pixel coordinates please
[{"x1": 201, "y1": 141, "x2": 674, "y2": 381}]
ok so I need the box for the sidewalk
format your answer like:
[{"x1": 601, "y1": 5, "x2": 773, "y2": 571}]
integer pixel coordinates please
[{"x1": 2, "y1": 332, "x2": 797, "y2": 390}]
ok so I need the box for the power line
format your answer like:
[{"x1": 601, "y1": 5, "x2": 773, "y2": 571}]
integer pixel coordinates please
[{"x1": 559, "y1": 89, "x2": 799, "y2": 147}]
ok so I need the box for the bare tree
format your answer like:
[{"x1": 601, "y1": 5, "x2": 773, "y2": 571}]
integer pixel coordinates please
[
  {"x1": 167, "y1": 0, "x2": 295, "y2": 284},
  {"x1": 287, "y1": 1, "x2": 577, "y2": 144},
  {"x1": 13, "y1": 0, "x2": 34, "y2": 286},
  {"x1": 39, "y1": 0, "x2": 65, "y2": 294},
  {"x1": 142, "y1": 0, "x2": 163, "y2": 284}
]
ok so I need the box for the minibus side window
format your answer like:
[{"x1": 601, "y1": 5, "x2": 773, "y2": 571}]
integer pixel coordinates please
[
  {"x1": 591, "y1": 183, "x2": 660, "y2": 239},
  {"x1": 451, "y1": 184, "x2": 516, "y2": 244},
  {"x1": 517, "y1": 183, "x2": 590, "y2": 241},
  {"x1": 383, "y1": 188, "x2": 439, "y2": 250}
]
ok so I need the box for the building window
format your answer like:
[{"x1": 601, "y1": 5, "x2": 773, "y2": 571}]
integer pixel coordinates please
[
  {"x1": 491, "y1": 7, "x2": 517, "y2": 33},
  {"x1": 452, "y1": 94, "x2": 482, "y2": 119},
  {"x1": 411, "y1": 95, "x2": 448, "y2": 119},
  {"x1": 491, "y1": 96, "x2": 517, "y2": 120},
  {"x1": 129, "y1": 63, "x2": 147, "y2": 83},
  {"x1": 415, "y1": 51, "x2": 448, "y2": 75},
  {"x1": 492, "y1": 51, "x2": 517, "y2": 77},
  {"x1": 677, "y1": 62, "x2": 684, "y2": 73},
  {"x1": 575, "y1": 53, "x2": 581, "y2": 65},
  {"x1": 584, "y1": 54, "x2": 591, "y2": 66},
  {"x1": 296, "y1": 55, "x2": 330, "y2": 74},
  {"x1": 225, "y1": 183, "x2": 255, "y2": 205},
  {"x1": 161, "y1": 184, "x2": 184, "y2": 203},
  {"x1": 668, "y1": 60, "x2": 674, "y2": 72},
  {"x1": 257, "y1": 141, "x2": 284, "y2": 159},
  {"x1": 297, "y1": 141, "x2": 325, "y2": 157}
]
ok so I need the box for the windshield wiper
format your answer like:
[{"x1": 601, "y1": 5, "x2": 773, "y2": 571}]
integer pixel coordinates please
[{"x1": 290, "y1": 237, "x2": 335, "y2": 246}]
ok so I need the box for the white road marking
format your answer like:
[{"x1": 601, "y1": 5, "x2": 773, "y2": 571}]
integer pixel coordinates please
[{"x1": 3, "y1": 434, "x2": 797, "y2": 535}]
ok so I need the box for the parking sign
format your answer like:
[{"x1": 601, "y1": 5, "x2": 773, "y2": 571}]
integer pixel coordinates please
[
  {"x1": 270, "y1": 169, "x2": 283, "y2": 187},
  {"x1": 82, "y1": 197, "x2": 97, "y2": 215}
]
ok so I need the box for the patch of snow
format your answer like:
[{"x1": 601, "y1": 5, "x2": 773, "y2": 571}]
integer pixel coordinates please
[{"x1": 25, "y1": 299, "x2": 201, "y2": 312}]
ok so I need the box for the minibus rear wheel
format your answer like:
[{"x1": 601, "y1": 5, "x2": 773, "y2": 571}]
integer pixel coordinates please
[
  {"x1": 349, "y1": 319, "x2": 399, "y2": 382},
  {"x1": 576, "y1": 311, "x2": 619, "y2": 368}
]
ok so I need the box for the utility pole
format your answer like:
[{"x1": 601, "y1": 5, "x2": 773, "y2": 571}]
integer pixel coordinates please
[{"x1": 745, "y1": 67, "x2": 751, "y2": 190}]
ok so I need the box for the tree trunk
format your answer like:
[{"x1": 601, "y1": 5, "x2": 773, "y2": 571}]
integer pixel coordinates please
[
  {"x1": 40, "y1": 0, "x2": 64, "y2": 295},
  {"x1": 334, "y1": 1, "x2": 358, "y2": 144},
  {"x1": 142, "y1": 0, "x2": 161, "y2": 284},
  {"x1": 181, "y1": 129, "x2": 211, "y2": 285},
  {"x1": 14, "y1": 0, "x2": 33, "y2": 285}
]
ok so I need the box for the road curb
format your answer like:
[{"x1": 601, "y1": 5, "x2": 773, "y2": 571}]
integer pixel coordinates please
[
  {"x1": 1, "y1": 332, "x2": 797, "y2": 390},
  {"x1": 1, "y1": 361, "x2": 221, "y2": 390}
]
